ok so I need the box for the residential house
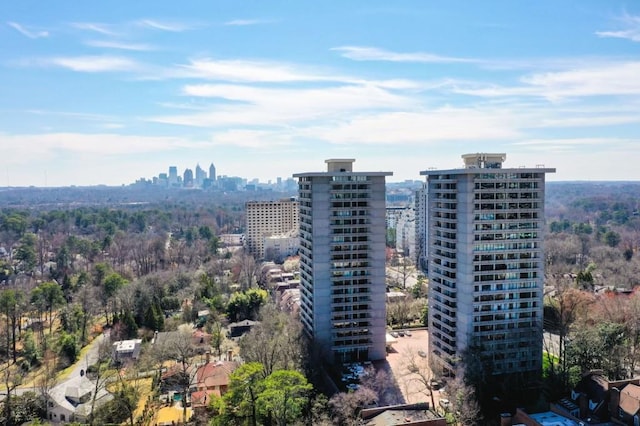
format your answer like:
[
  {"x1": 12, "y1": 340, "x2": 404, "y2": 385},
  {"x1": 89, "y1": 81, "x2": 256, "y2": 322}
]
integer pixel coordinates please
[
  {"x1": 112, "y1": 338, "x2": 142, "y2": 363},
  {"x1": 191, "y1": 355, "x2": 238, "y2": 413},
  {"x1": 47, "y1": 374, "x2": 112, "y2": 423},
  {"x1": 613, "y1": 383, "x2": 640, "y2": 425},
  {"x1": 228, "y1": 319, "x2": 259, "y2": 338}
]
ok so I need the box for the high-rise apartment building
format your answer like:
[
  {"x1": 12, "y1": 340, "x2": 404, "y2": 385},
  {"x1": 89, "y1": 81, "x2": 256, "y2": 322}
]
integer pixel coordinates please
[
  {"x1": 245, "y1": 199, "x2": 299, "y2": 259},
  {"x1": 294, "y1": 159, "x2": 391, "y2": 364},
  {"x1": 421, "y1": 153, "x2": 554, "y2": 379}
]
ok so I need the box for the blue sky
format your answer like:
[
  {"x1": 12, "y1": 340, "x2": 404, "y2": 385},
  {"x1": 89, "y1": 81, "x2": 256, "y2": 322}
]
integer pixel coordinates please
[{"x1": 2, "y1": 1, "x2": 640, "y2": 186}]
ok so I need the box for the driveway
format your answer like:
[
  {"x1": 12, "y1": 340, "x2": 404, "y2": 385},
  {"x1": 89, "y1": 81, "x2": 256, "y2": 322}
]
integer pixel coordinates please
[
  {"x1": 67, "y1": 330, "x2": 109, "y2": 379},
  {"x1": 384, "y1": 329, "x2": 444, "y2": 410}
]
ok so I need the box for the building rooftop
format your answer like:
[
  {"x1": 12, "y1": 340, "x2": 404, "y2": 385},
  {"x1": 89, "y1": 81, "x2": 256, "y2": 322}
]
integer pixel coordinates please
[
  {"x1": 294, "y1": 158, "x2": 392, "y2": 177},
  {"x1": 528, "y1": 411, "x2": 580, "y2": 426}
]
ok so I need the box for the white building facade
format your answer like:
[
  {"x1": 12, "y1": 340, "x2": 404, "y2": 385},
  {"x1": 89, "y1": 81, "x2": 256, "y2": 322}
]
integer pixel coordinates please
[
  {"x1": 245, "y1": 199, "x2": 299, "y2": 259},
  {"x1": 422, "y1": 153, "x2": 554, "y2": 378},
  {"x1": 294, "y1": 159, "x2": 391, "y2": 364}
]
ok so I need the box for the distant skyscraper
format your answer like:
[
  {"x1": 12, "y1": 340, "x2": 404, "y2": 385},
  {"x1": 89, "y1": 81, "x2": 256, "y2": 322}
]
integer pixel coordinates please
[
  {"x1": 421, "y1": 153, "x2": 555, "y2": 379},
  {"x1": 294, "y1": 159, "x2": 392, "y2": 364},
  {"x1": 209, "y1": 163, "x2": 216, "y2": 181},
  {"x1": 183, "y1": 168, "x2": 194, "y2": 187},
  {"x1": 195, "y1": 164, "x2": 206, "y2": 188},
  {"x1": 168, "y1": 166, "x2": 178, "y2": 187}
]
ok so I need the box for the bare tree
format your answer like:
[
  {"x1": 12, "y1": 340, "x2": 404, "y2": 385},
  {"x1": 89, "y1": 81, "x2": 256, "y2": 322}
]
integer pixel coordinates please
[
  {"x1": 235, "y1": 252, "x2": 260, "y2": 290},
  {"x1": 1, "y1": 361, "x2": 26, "y2": 424},
  {"x1": 400, "y1": 347, "x2": 437, "y2": 410},
  {"x1": 88, "y1": 339, "x2": 117, "y2": 426},
  {"x1": 37, "y1": 356, "x2": 57, "y2": 422},
  {"x1": 158, "y1": 327, "x2": 199, "y2": 423},
  {"x1": 329, "y1": 386, "x2": 378, "y2": 426},
  {"x1": 239, "y1": 304, "x2": 305, "y2": 377},
  {"x1": 445, "y1": 372, "x2": 482, "y2": 425}
]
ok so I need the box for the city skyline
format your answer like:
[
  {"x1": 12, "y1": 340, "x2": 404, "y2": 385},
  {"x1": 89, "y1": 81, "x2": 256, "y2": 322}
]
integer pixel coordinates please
[{"x1": 2, "y1": 1, "x2": 640, "y2": 187}]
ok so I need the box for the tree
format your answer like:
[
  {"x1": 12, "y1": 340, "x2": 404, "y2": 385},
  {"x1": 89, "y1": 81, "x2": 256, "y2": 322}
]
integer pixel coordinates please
[
  {"x1": 445, "y1": 372, "x2": 482, "y2": 425},
  {"x1": 400, "y1": 348, "x2": 437, "y2": 411},
  {"x1": 220, "y1": 362, "x2": 265, "y2": 426},
  {"x1": 0, "y1": 361, "x2": 26, "y2": 425},
  {"x1": 0, "y1": 289, "x2": 24, "y2": 362},
  {"x1": 227, "y1": 289, "x2": 268, "y2": 322},
  {"x1": 158, "y1": 327, "x2": 198, "y2": 423},
  {"x1": 58, "y1": 331, "x2": 78, "y2": 366},
  {"x1": 545, "y1": 277, "x2": 593, "y2": 386},
  {"x1": 604, "y1": 230, "x2": 622, "y2": 248},
  {"x1": 14, "y1": 233, "x2": 37, "y2": 273},
  {"x1": 235, "y1": 252, "x2": 260, "y2": 290},
  {"x1": 239, "y1": 304, "x2": 306, "y2": 377},
  {"x1": 256, "y1": 370, "x2": 312, "y2": 426},
  {"x1": 329, "y1": 387, "x2": 378, "y2": 426},
  {"x1": 102, "y1": 272, "x2": 127, "y2": 325},
  {"x1": 31, "y1": 281, "x2": 65, "y2": 337}
]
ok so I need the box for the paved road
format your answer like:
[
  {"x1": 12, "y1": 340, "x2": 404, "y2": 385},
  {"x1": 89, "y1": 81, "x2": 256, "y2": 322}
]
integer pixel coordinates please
[{"x1": 67, "y1": 330, "x2": 108, "y2": 379}]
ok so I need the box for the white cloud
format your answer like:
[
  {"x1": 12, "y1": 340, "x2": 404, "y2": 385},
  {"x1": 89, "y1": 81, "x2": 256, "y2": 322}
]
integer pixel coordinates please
[
  {"x1": 136, "y1": 19, "x2": 192, "y2": 32},
  {"x1": 211, "y1": 129, "x2": 294, "y2": 148},
  {"x1": 7, "y1": 22, "x2": 49, "y2": 39},
  {"x1": 71, "y1": 22, "x2": 118, "y2": 36},
  {"x1": 152, "y1": 83, "x2": 416, "y2": 128},
  {"x1": 596, "y1": 13, "x2": 640, "y2": 42},
  {"x1": 512, "y1": 137, "x2": 637, "y2": 152},
  {"x1": 332, "y1": 46, "x2": 473, "y2": 63},
  {"x1": 176, "y1": 58, "x2": 342, "y2": 83},
  {"x1": 453, "y1": 61, "x2": 640, "y2": 99},
  {"x1": 48, "y1": 55, "x2": 141, "y2": 72},
  {"x1": 303, "y1": 108, "x2": 522, "y2": 145},
  {"x1": 85, "y1": 39, "x2": 154, "y2": 51},
  {"x1": 224, "y1": 19, "x2": 272, "y2": 26},
  {"x1": 0, "y1": 132, "x2": 195, "y2": 160},
  {"x1": 25, "y1": 109, "x2": 120, "y2": 123}
]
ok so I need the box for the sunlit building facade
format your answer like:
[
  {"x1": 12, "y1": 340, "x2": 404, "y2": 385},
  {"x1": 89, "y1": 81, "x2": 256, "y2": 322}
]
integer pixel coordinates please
[
  {"x1": 422, "y1": 153, "x2": 555, "y2": 378},
  {"x1": 294, "y1": 159, "x2": 391, "y2": 364}
]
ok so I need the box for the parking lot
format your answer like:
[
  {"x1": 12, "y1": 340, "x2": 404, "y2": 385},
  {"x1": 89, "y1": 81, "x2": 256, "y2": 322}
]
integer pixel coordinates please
[{"x1": 384, "y1": 329, "x2": 445, "y2": 409}]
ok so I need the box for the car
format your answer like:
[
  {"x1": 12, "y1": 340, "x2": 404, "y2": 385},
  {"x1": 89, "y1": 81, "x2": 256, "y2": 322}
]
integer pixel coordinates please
[
  {"x1": 390, "y1": 331, "x2": 399, "y2": 338},
  {"x1": 404, "y1": 330, "x2": 412, "y2": 337},
  {"x1": 397, "y1": 330, "x2": 405, "y2": 337},
  {"x1": 439, "y1": 398, "x2": 450, "y2": 409},
  {"x1": 418, "y1": 350, "x2": 427, "y2": 358}
]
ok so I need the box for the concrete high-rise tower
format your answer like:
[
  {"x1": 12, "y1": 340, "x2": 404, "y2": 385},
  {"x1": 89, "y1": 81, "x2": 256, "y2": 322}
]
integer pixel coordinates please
[
  {"x1": 294, "y1": 159, "x2": 392, "y2": 364},
  {"x1": 421, "y1": 153, "x2": 555, "y2": 379},
  {"x1": 245, "y1": 199, "x2": 299, "y2": 259}
]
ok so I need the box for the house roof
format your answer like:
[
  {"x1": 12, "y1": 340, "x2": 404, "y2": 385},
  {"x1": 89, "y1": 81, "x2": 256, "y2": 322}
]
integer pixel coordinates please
[
  {"x1": 113, "y1": 339, "x2": 142, "y2": 352},
  {"x1": 361, "y1": 403, "x2": 444, "y2": 426},
  {"x1": 49, "y1": 375, "x2": 112, "y2": 415},
  {"x1": 620, "y1": 384, "x2": 640, "y2": 415},
  {"x1": 196, "y1": 361, "x2": 237, "y2": 389},
  {"x1": 191, "y1": 389, "x2": 221, "y2": 408},
  {"x1": 228, "y1": 319, "x2": 258, "y2": 328}
]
